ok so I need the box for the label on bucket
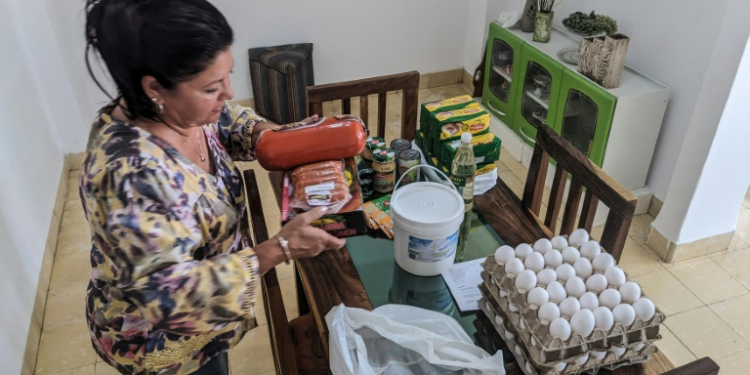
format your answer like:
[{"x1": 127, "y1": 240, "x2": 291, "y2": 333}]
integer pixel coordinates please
[{"x1": 407, "y1": 230, "x2": 458, "y2": 263}]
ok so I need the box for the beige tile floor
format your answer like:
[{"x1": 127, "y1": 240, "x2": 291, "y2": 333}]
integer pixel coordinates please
[{"x1": 34, "y1": 84, "x2": 750, "y2": 374}]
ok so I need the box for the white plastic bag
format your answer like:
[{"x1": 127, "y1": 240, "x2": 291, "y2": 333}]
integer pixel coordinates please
[
  {"x1": 326, "y1": 304, "x2": 505, "y2": 375},
  {"x1": 497, "y1": 11, "x2": 522, "y2": 29}
]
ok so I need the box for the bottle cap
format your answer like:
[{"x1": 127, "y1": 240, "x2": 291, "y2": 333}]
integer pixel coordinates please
[{"x1": 461, "y1": 132, "x2": 472, "y2": 144}]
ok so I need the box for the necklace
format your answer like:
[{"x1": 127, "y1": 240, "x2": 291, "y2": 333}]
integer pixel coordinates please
[{"x1": 181, "y1": 128, "x2": 206, "y2": 163}]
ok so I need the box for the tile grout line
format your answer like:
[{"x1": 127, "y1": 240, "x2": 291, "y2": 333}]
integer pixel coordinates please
[
  {"x1": 707, "y1": 252, "x2": 750, "y2": 294},
  {"x1": 705, "y1": 300, "x2": 750, "y2": 351}
]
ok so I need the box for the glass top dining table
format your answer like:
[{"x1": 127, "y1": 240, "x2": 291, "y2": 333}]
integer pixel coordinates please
[{"x1": 345, "y1": 206, "x2": 509, "y2": 354}]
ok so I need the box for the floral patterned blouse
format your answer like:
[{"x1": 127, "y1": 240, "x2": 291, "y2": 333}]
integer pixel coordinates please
[{"x1": 81, "y1": 103, "x2": 265, "y2": 375}]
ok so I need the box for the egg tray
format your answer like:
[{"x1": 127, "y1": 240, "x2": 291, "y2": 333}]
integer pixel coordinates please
[
  {"x1": 482, "y1": 256, "x2": 665, "y2": 363},
  {"x1": 479, "y1": 295, "x2": 655, "y2": 375}
]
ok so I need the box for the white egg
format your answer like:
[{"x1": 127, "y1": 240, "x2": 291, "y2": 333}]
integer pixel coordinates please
[
  {"x1": 515, "y1": 270, "x2": 537, "y2": 292},
  {"x1": 538, "y1": 302, "x2": 561, "y2": 323},
  {"x1": 553, "y1": 362, "x2": 567, "y2": 372},
  {"x1": 525, "y1": 362, "x2": 533, "y2": 374},
  {"x1": 604, "y1": 266, "x2": 627, "y2": 287},
  {"x1": 574, "y1": 352, "x2": 590, "y2": 366},
  {"x1": 613, "y1": 304, "x2": 636, "y2": 327},
  {"x1": 570, "y1": 309, "x2": 596, "y2": 337},
  {"x1": 580, "y1": 240, "x2": 602, "y2": 260},
  {"x1": 585, "y1": 274, "x2": 608, "y2": 293},
  {"x1": 515, "y1": 243, "x2": 533, "y2": 260},
  {"x1": 599, "y1": 289, "x2": 622, "y2": 309},
  {"x1": 593, "y1": 306, "x2": 614, "y2": 331},
  {"x1": 556, "y1": 264, "x2": 576, "y2": 281},
  {"x1": 633, "y1": 297, "x2": 656, "y2": 322},
  {"x1": 590, "y1": 350, "x2": 607, "y2": 360},
  {"x1": 551, "y1": 236, "x2": 569, "y2": 250},
  {"x1": 533, "y1": 238, "x2": 553, "y2": 255},
  {"x1": 494, "y1": 245, "x2": 516, "y2": 264},
  {"x1": 546, "y1": 281, "x2": 567, "y2": 302},
  {"x1": 562, "y1": 247, "x2": 581, "y2": 264},
  {"x1": 579, "y1": 292, "x2": 600, "y2": 311},
  {"x1": 505, "y1": 330, "x2": 515, "y2": 340},
  {"x1": 550, "y1": 317, "x2": 572, "y2": 341},
  {"x1": 516, "y1": 345, "x2": 523, "y2": 355},
  {"x1": 499, "y1": 289, "x2": 509, "y2": 298},
  {"x1": 519, "y1": 319, "x2": 526, "y2": 330},
  {"x1": 548, "y1": 252, "x2": 566, "y2": 272},
  {"x1": 619, "y1": 281, "x2": 642, "y2": 304},
  {"x1": 524, "y1": 252, "x2": 545, "y2": 272},
  {"x1": 494, "y1": 315, "x2": 504, "y2": 326},
  {"x1": 527, "y1": 287, "x2": 550, "y2": 307},
  {"x1": 509, "y1": 303, "x2": 520, "y2": 313},
  {"x1": 505, "y1": 258, "x2": 525, "y2": 275},
  {"x1": 559, "y1": 297, "x2": 581, "y2": 318},
  {"x1": 635, "y1": 343, "x2": 647, "y2": 352},
  {"x1": 574, "y1": 257, "x2": 593, "y2": 279},
  {"x1": 592, "y1": 253, "x2": 615, "y2": 273},
  {"x1": 610, "y1": 345, "x2": 627, "y2": 357},
  {"x1": 537, "y1": 269, "x2": 557, "y2": 287},
  {"x1": 566, "y1": 276, "x2": 586, "y2": 298},
  {"x1": 569, "y1": 228, "x2": 590, "y2": 247}
]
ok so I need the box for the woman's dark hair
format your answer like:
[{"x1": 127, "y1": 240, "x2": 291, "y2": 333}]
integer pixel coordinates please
[{"x1": 85, "y1": 0, "x2": 233, "y2": 120}]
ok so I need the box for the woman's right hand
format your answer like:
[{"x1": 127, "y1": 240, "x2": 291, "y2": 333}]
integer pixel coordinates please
[{"x1": 256, "y1": 207, "x2": 346, "y2": 274}]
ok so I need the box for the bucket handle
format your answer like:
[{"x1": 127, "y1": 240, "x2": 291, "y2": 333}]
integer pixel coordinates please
[{"x1": 392, "y1": 165, "x2": 458, "y2": 201}]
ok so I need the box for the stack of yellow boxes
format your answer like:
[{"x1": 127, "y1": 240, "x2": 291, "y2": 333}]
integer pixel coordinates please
[{"x1": 416, "y1": 95, "x2": 501, "y2": 177}]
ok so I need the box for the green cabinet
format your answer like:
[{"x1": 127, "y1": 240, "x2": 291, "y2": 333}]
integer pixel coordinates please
[
  {"x1": 513, "y1": 47, "x2": 565, "y2": 147},
  {"x1": 481, "y1": 22, "x2": 524, "y2": 127}
]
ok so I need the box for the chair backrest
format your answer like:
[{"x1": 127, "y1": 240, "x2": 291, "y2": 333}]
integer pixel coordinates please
[
  {"x1": 522, "y1": 124, "x2": 637, "y2": 262},
  {"x1": 306, "y1": 71, "x2": 420, "y2": 140},
  {"x1": 242, "y1": 169, "x2": 298, "y2": 375}
]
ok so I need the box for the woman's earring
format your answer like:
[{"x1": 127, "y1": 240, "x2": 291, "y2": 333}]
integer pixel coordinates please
[{"x1": 152, "y1": 97, "x2": 164, "y2": 114}]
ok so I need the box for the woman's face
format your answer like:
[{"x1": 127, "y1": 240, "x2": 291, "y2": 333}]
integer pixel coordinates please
[{"x1": 158, "y1": 49, "x2": 235, "y2": 127}]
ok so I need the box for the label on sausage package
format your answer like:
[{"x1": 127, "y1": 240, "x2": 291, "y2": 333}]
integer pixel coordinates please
[
  {"x1": 305, "y1": 182, "x2": 336, "y2": 206},
  {"x1": 407, "y1": 231, "x2": 459, "y2": 263}
]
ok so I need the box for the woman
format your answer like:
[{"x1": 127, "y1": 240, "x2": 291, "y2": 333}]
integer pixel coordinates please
[{"x1": 81, "y1": 1, "x2": 345, "y2": 374}]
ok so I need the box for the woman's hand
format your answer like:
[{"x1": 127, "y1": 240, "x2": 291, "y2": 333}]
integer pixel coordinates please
[{"x1": 255, "y1": 207, "x2": 346, "y2": 274}]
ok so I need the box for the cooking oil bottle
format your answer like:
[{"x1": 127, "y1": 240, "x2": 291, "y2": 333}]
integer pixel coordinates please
[
  {"x1": 450, "y1": 132, "x2": 476, "y2": 212},
  {"x1": 451, "y1": 133, "x2": 476, "y2": 262}
]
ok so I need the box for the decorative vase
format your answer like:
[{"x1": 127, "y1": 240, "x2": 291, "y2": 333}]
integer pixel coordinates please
[
  {"x1": 533, "y1": 11, "x2": 554, "y2": 43},
  {"x1": 521, "y1": 0, "x2": 537, "y2": 32},
  {"x1": 578, "y1": 33, "x2": 630, "y2": 88}
]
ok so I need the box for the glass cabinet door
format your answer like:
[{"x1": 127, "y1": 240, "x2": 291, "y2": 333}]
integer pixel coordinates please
[
  {"x1": 554, "y1": 70, "x2": 616, "y2": 167},
  {"x1": 560, "y1": 89, "x2": 598, "y2": 156},
  {"x1": 520, "y1": 62, "x2": 552, "y2": 128},
  {"x1": 488, "y1": 39, "x2": 514, "y2": 102}
]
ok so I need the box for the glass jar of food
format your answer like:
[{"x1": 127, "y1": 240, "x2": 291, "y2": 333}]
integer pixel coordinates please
[
  {"x1": 363, "y1": 137, "x2": 386, "y2": 168},
  {"x1": 372, "y1": 148, "x2": 396, "y2": 193},
  {"x1": 397, "y1": 149, "x2": 421, "y2": 186}
]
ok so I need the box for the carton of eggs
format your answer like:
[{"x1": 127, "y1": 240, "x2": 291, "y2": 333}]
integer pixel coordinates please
[{"x1": 482, "y1": 228, "x2": 664, "y2": 374}]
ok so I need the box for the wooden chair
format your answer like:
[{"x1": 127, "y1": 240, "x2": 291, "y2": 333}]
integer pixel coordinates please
[
  {"x1": 243, "y1": 71, "x2": 421, "y2": 375},
  {"x1": 306, "y1": 71, "x2": 420, "y2": 140},
  {"x1": 521, "y1": 124, "x2": 637, "y2": 262}
]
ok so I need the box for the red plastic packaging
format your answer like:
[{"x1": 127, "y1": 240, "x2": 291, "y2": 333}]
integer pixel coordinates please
[{"x1": 255, "y1": 115, "x2": 367, "y2": 171}]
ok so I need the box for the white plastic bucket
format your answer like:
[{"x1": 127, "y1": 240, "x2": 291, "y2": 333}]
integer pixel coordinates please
[{"x1": 391, "y1": 165, "x2": 464, "y2": 276}]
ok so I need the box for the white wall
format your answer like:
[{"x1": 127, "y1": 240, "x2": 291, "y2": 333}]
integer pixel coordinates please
[
  {"x1": 48, "y1": 0, "x2": 473, "y2": 153},
  {"x1": 653, "y1": 0, "x2": 750, "y2": 244},
  {"x1": 1, "y1": 0, "x2": 75, "y2": 372}
]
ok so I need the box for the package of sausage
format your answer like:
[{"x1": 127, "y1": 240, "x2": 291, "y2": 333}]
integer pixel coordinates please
[
  {"x1": 282, "y1": 157, "x2": 368, "y2": 238},
  {"x1": 255, "y1": 115, "x2": 368, "y2": 171},
  {"x1": 289, "y1": 160, "x2": 352, "y2": 214}
]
